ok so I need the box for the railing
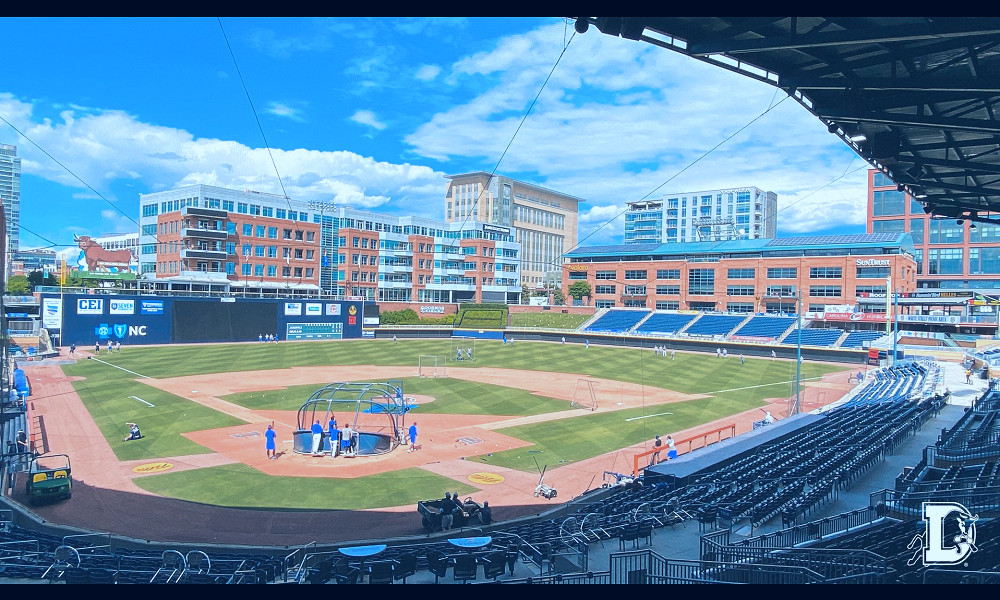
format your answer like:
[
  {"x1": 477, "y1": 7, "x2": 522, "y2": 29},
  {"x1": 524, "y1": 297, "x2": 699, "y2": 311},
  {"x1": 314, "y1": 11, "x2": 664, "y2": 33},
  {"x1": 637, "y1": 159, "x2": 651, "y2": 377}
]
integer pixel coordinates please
[
  {"x1": 62, "y1": 533, "x2": 112, "y2": 553},
  {"x1": 633, "y1": 424, "x2": 737, "y2": 477},
  {"x1": 872, "y1": 486, "x2": 1000, "y2": 517},
  {"x1": 721, "y1": 506, "x2": 881, "y2": 550}
]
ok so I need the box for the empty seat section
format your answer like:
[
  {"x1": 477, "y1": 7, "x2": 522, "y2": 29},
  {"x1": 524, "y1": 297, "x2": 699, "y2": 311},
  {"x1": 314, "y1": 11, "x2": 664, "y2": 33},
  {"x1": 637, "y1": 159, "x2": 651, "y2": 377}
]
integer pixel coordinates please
[
  {"x1": 683, "y1": 314, "x2": 746, "y2": 336},
  {"x1": 732, "y1": 316, "x2": 796, "y2": 339},
  {"x1": 786, "y1": 328, "x2": 844, "y2": 347},
  {"x1": 584, "y1": 310, "x2": 650, "y2": 333},
  {"x1": 840, "y1": 330, "x2": 884, "y2": 348},
  {"x1": 634, "y1": 312, "x2": 696, "y2": 335}
]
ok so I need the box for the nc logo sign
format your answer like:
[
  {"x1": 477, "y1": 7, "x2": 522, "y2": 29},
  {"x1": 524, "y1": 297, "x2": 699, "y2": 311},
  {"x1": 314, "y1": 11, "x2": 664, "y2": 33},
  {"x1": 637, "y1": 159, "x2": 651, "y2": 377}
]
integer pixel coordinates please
[
  {"x1": 908, "y1": 502, "x2": 979, "y2": 567},
  {"x1": 113, "y1": 324, "x2": 148, "y2": 338}
]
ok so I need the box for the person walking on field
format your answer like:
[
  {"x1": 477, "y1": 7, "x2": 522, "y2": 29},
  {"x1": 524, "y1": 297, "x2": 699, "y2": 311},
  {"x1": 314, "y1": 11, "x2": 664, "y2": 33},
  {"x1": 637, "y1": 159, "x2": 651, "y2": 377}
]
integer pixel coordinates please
[
  {"x1": 265, "y1": 423, "x2": 277, "y2": 460},
  {"x1": 408, "y1": 421, "x2": 418, "y2": 452}
]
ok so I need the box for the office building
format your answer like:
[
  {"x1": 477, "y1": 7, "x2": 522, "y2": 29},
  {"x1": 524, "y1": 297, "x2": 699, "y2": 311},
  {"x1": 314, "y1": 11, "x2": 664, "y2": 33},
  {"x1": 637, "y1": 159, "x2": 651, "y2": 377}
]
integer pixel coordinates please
[
  {"x1": 564, "y1": 233, "x2": 916, "y2": 312},
  {"x1": 624, "y1": 187, "x2": 777, "y2": 245},
  {"x1": 0, "y1": 144, "x2": 20, "y2": 262},
  {"x1": 444, "y1": 172, "x2": 582, "y2": 287},
  {"x1": 869, "y1": 169, "x2": 1000, "y2": 289},
  {"x1": 139, "y1": 185, "x2": 520, "y2": 303}
]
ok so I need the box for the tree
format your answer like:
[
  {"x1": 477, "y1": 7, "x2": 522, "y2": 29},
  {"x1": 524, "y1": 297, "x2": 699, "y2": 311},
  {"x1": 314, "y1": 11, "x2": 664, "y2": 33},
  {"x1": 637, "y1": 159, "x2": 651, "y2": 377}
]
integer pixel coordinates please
[
  {"x1": 568, "y1": 281, "x2": 591, "y2": 304},
  {"x1": 5, "y1": 275, "x2": 30, "y2": 294},
  {"x1": 552, "y1": 288, "x2": 566, "y2": 306},
  {"x1": 27, "y1": 270, "x2": 58, "y2": 288}
]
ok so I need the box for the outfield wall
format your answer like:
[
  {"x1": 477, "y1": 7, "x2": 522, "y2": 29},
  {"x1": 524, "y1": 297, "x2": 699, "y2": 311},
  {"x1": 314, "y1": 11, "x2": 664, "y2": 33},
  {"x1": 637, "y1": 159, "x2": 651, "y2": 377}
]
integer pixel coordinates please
[{"x1": 40, "y1": 293, "x2": 377, "y2": 346}]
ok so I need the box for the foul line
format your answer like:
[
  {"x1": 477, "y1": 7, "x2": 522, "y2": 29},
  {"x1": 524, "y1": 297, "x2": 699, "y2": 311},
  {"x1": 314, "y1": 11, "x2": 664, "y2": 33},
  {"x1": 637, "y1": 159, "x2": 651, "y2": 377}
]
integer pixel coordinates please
[
  {"x1": 626, "y1": 411, "x2": 673, "y2": 422},
  {"x1": 130, "y1": 396, "x2": 155, "y2": 408},
  {"x1": 88, "y1": 357, "x2": 151, "y2": 379},
  {"x1": 699, "y1": 376, "x2": 825, "y2": 396}
]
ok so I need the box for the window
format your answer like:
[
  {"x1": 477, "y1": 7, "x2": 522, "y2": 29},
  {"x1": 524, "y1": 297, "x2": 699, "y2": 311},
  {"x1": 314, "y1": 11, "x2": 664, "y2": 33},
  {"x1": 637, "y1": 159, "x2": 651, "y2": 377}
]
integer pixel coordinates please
[
  {"x1": 305, "y1": 268, "x2": 314, "y2": 278},
  {"x1": 294, "y1": 249, "x2": 304, "y2": 259},
  {"x1": 353, "y1": 237, "x2": 360, "y2": 247},
  {"x1": 595, "y1": 270, "x2": 617, "y2": 280},
  {"x1": 267, "y1": 246, "x2": 277, "y2": 258},
  {"x1": 928, "y1": 218, "x2": 965, "y2": 244},
  {"x1": 910, "y1": 219, "x2": 924, "y2": 245},
  {"x1": 306, "y1": 232, "x2": 315, "y2": 242},
  {"x1": 624, "y1": 285, "x2": 646, "y2": 296},
  {"x1": 267, "y1": 265, "x2": 276, "y2": 277},
  {"x1": 595, "y1": 285, "x2": 616, "y2": 295},
  {"x1": 855, "y1": 285, "x2": 887, "y2": 296},
  {"x1": 689, "y1": 301, "x2": 717, "y2": 311},
  {"x1": 656, "y1": 269, "x2": 681, "y2": 280},
  {"x1": 268, "y1": 226, "x2": 277, "y2": 239},
  {"x1": 569, "y1": 271, "x2": 588, "y2": 280},
  {"x1": 856, "y1": 266, "x2": 890, "y2": 278},
  {"x1": 727, "y1": 303, "x2": 754, "y2": 313},
  {"x1": 655, "y1": 301, "x2": 680, "y2": 310},
  {"x1": 655, "y1": 285, "x2": 680, "y2": 295},
  {"x1": 809, "y1": 285, "x2": 842, "y2": 297},
  {"x1": 242, "y1": 224, "x2": 252, "y2": 236},
  {"x1": 256, "y1": 225, "x2": 265, "y2": 237},
  {"x1": 295, "y1": 230, "x2": 304, "y2": 241},
  {"x1": 254, "y1": 264, "x2": 264, "y2": 277},
  {"x1": 306, "y1": 250, "x2": 315, "y2": 260},
  {"x1": 873, "y1": 172, "x2": 894, "y2": 187},
  {"x1": 595, "y1": 300, "x2": 616, "y2": 309},
  {"x1": 727, "y1": 268, "x2": 755, "y2": 279},
  {"x1": 873, "y1": 190, "x2": 906, "y2": 216},
  {"x1": 688, "y1": 268, "x2": 714, "y2": 295},
  {"x1": 969, "y1": 247, "x2": 1000, "y2": 275},
  {"x1": 284, "y1": 266, "x2": 292, "y2": 277},
  {"x1": 766, "y1": 285, "x2": 796, "y2": 297},
  {"x1": 970, "y1": 221, "x2": 1000, "y2": 244},
  {"x1": 809, "y1": 267, "x2": 842, "y2": 279},
  {"x1": 283, "y1": 229, "x2": 292, "y2": 240},
  {"x1": 242, "y1": 264, "x2": 251, "y2": 276},
  {"x1": 872, "y1": 219, "x2": 906, "y2": 235},
  {"x1": 226, "y1": 222, "x2": 236, "y2": 234},
  {"x1": 624, "y1": 270, "x2": 647, "y2": 280},
  {"x1": 726, "y1": 286, "x2": 755, "y2": 296},
  {"x1": 254, "y1": 245, "x2": 265, "y2": 257},
  {"x1": 767, "y1": 267, "x2": 797, "y2": 279}
]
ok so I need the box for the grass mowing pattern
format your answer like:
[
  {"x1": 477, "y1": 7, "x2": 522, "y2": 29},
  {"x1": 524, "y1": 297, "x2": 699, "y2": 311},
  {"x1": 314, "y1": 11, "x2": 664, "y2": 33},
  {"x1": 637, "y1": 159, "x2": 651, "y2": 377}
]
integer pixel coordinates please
[
  {"x1": 509, "y1": 312, "x2": 591, "y2": 329},
  {"x1": 222, "y1": 377, "x2": 574, "y2": 416},
  {"x1": 134, "y1": 464, "x2": 475, "y2": 510},
  {"x1": 468, "y1": 386, "x2": 790, "y2": 472},
  {"x1": 68, "y1": 372, "x2": 245, "y2": 461}
]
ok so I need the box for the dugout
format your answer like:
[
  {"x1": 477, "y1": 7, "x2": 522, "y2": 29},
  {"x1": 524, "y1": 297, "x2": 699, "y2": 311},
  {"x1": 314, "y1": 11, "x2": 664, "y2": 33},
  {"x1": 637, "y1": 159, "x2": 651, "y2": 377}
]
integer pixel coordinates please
[{"x1": 291, "y1": 382, "x2": 405, "y2": 456}]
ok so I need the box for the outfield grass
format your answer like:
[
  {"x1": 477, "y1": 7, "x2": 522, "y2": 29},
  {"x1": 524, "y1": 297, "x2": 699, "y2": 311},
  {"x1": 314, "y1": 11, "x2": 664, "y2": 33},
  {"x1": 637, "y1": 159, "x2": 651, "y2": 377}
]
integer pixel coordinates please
[
  {"x1": 468, "y1": 386, "x2": 793, "y2": 472},
  {"x1": 134, "y1": 464, "x2": 475, "y2": 510},
  {"x1": 509, "y1": 312, "x2": 591, "y2": 329},
  {"x1": 221, "y1": 377, "x2": 573, "y2": 416},
  {"x1": 69, "y1": 373, "x2": 245, "y2": 461},
  {"x1": 63, "y1": 338, "x2": 839, "y2": 394}
]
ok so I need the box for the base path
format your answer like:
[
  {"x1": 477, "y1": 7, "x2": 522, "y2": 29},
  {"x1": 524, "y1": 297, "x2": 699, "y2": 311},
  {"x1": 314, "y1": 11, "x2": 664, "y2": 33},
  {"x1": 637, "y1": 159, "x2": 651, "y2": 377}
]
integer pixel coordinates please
[{"x1": 6, "y1": 356, "x2": 852, "y2": 546}]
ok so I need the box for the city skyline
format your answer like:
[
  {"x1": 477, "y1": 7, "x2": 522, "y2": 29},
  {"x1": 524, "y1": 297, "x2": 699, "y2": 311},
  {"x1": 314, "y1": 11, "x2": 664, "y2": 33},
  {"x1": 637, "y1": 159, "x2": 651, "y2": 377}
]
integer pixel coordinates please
[{"x1": 1, "y1": 17, "x2": 869, "y2": 255}]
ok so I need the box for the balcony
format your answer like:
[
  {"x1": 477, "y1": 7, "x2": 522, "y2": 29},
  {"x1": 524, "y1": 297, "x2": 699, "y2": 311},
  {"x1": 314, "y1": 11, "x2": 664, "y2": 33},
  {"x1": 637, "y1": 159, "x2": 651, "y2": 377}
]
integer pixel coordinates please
[
  {"x1": 181, "y1": 227, "x2": 229, "y2": 241},
  {"x1": 181, "y1": 206, "x2": 228, "y2": 219},
  {"x1": 180, "y1": 248, "x2": 227, "y2": 260}
]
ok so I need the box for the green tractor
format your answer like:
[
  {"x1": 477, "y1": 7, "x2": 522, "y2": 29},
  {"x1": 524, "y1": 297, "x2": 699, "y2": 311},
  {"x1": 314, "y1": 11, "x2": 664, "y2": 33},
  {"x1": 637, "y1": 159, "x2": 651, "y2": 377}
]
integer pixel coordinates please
[{"x1": 25, "y1": 453, "x2": 72, "y2": 504}]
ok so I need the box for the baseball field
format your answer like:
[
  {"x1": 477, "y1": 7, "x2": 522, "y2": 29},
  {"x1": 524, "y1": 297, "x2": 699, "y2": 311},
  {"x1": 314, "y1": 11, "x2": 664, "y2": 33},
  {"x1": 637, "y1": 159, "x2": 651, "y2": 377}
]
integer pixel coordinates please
[{"x1": 38, "y1": 336, "x2": 850, "y2": 517}]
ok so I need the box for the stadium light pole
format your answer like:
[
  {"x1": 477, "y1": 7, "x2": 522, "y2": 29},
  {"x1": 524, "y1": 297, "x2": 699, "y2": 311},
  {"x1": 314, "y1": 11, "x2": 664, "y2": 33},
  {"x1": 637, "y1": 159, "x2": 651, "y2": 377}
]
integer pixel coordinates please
[{"x1": 793, "y1": 291, "x2": 802, "y2": 416}]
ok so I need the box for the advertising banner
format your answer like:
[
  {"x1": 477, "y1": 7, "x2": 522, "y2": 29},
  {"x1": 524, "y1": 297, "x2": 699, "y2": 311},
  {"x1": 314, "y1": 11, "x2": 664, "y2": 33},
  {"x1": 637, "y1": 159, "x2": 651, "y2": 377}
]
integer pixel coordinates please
[
  {"x1": 42, "y1": 298, "x2": 62, "y2": 329},
  {"x1": 284, "y1": 302, "x2": 302, "y2": 316}
]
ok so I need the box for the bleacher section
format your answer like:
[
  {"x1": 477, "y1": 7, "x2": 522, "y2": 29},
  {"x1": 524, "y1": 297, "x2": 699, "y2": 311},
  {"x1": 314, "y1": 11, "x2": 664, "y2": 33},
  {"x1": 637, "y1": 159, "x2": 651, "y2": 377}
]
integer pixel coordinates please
[
  {"x1": 781, "y1": 327, "x2": 844, "y2": 347},
  {"x1": 683, "y1": 314, "x2": 747, "y2": 337},
  {"x1": 584, "y1": 310, "x2": 651, "y2": 334},
  {"x1": 840, "y1": 330, "x2": 884, "y2": 348},
  {"x1": 634, "y1": 313, "x2": 697, "y2": 336},
  {"x1": 731, "y1": 316, "x2": 796, "y2": 340}
]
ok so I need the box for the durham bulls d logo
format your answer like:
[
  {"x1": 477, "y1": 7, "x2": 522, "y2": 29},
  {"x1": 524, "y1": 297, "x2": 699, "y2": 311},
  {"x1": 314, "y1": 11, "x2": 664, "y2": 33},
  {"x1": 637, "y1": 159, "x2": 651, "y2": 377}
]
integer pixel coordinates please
[{"x1": 907, "y1": 502, "x2": 979, "y2": 567}]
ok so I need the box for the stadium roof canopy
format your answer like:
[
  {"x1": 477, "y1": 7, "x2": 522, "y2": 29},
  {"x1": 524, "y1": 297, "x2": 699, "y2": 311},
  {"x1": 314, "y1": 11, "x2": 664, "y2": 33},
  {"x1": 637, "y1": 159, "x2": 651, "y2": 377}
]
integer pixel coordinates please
[{"x1": 572, "y1": 17, "x2": 1000, "y2": 223}]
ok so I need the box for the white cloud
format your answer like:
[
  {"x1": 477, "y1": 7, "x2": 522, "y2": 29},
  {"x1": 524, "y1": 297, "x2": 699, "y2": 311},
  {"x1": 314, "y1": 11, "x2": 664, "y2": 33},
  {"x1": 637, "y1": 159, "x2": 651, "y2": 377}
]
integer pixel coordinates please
[
  {"x1": 350, "y1": 110, "x2": 386, "y2": 131},
  {"x1": 415, "y1": 64, "x2": 441, "y2": 81},
  {"x1": 407, "y1": 22, "x2": 867, "y2": 243},
  {"x1": 267, "y1": 102, "x2": 306, "y2": 122},
  {"x1": 0, "y1": 93, "x2": 445, "y2": 215}
]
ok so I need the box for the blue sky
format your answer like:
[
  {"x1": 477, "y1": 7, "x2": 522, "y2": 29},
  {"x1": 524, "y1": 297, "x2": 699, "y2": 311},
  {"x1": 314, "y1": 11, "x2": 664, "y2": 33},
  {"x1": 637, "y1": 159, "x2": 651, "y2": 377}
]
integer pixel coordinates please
[{"x1": 0, "y1": 17, "x2": 871, "y2": 253}]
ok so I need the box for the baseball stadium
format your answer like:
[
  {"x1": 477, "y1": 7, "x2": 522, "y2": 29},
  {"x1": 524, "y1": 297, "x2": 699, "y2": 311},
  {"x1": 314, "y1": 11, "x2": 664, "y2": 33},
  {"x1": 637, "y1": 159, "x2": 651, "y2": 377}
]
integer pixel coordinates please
[{"x1": 3, "y1": 16, "x2": 1000, "y2": 585}]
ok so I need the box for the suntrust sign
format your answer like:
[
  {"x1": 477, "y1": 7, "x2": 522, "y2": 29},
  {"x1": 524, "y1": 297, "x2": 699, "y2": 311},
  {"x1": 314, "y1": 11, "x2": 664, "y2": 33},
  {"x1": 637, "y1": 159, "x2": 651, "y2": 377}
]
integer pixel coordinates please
[{"x1": 856, "y1": 258, "x2": 891, "y2": 266}]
